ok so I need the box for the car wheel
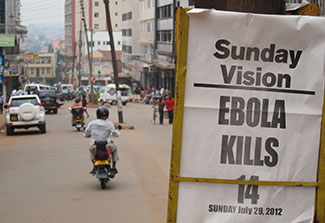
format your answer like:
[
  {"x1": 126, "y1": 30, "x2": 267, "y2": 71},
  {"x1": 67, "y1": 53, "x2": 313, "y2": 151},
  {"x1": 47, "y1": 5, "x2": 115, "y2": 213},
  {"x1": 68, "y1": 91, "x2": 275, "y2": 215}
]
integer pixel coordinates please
[
  {"x1": 112, "y1": 100, "x2": 117, "y2": 106},
  {"x1": 39, "y1": 124, "x2": 46, "y2": 134},
  {"x1": 122, "y1": 101, "x2": 127, "y2": 106},
  {"x1": 6, "y1": 126, "x2": 14, "y2": 136},
  {"x1": 53, "y1": 109, "x2": 58, "y2": 114}
]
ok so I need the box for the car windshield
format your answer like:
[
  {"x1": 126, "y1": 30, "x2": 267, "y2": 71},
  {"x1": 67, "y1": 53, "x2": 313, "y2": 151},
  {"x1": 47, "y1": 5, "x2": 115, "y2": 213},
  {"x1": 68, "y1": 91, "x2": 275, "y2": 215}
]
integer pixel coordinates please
[
  {"x1": 10, "y1": 97, "x2": 38, "y2": 107},
  {"x1": 39, "y1": 90, "x2": 57, "y2": 98}
]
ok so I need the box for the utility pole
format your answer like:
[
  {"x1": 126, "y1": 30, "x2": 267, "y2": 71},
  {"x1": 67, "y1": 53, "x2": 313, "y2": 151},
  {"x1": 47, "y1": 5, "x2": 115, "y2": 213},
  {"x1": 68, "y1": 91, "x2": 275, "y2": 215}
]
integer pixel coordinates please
[
  {"x1": 71, "y1": 41, "x2": 76, "y2": 85},
  {"x1": 104, "y1": 0, "x2": 124, "y2": 123},
  {"x1": 78, "y1": 23, "x2": 82, "y2": 88},
  {"x1": 80, "y1": 0, "x2": 95, "y2": 103}
]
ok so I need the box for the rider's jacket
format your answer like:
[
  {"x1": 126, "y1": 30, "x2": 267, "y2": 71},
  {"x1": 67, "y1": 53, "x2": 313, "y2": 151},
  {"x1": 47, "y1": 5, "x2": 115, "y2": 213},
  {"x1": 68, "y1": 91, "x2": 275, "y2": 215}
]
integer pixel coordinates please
[{"x1": 84, "y1": 119, "x2": 120, "y2": 144}]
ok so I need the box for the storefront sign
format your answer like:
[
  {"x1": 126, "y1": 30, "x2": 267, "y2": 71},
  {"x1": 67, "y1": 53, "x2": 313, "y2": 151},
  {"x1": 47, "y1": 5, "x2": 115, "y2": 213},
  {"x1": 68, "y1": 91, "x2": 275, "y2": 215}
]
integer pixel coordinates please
[
  {"x1": 0, "y1": 34, "x2": 15, "y2": 47},
  {"x1": 169, "y1": 9, "x2": 325, "y2": 223}
]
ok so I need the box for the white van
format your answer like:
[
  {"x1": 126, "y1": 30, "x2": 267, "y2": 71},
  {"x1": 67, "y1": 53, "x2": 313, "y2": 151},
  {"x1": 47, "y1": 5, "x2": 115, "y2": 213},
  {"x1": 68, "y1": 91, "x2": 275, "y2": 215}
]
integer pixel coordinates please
[
  {"x1": 61, "y1": 84, "x2": 74, "y2": 94},
  {"x1": 24, "y1": 83, "x2": 51, "y2": 94}
]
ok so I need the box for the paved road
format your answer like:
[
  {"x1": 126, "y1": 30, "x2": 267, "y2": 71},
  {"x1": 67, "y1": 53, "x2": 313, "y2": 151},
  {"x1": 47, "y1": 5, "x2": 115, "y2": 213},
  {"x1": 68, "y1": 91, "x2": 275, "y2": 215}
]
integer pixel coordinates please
[{"x1": 0, "y1": 102, "x2": 172, "y2": 223}]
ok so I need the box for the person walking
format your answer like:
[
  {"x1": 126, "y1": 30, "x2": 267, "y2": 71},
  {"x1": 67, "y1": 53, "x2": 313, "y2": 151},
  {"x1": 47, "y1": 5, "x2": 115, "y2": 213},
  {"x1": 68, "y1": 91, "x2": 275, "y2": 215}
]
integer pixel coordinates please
[
  {"x1": 165, "y1": 95, "x2": 174, "y2": 124},
  {"x1": 0, "y1": 94, "x2": 4, "y2": 114},
  {"x1": 158, "y1": 97, "x2": 165, "y2": 124}
]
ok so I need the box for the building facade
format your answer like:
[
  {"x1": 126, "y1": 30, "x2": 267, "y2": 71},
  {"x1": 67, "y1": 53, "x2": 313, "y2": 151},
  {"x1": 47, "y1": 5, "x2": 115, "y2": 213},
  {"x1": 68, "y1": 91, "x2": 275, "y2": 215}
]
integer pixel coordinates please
[
  {"x1": 23, "y1": 53, "x2": 56, "y2": 85},
  {"x1": 0, "y1": 0, "x2": 27, "y2": 100},
  {"x1": 85, "y1": 30, "x2": 122, "y2": 54},
  {"x1": 120, "y1": 0, "x2": 141, "y2": 85},
  {"x1": 64, "y1": 0, "x2": 122, "y2": 85}
]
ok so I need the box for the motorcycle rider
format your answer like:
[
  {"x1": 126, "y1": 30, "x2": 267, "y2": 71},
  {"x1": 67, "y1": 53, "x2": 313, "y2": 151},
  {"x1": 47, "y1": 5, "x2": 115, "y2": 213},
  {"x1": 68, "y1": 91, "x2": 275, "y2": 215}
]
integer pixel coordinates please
[
  {"x1": 84, "y1": 107, "x2": 120, "y2": 174},
  {"x1": 70, "y1": 98, "x2": 84, "y2": 126}
]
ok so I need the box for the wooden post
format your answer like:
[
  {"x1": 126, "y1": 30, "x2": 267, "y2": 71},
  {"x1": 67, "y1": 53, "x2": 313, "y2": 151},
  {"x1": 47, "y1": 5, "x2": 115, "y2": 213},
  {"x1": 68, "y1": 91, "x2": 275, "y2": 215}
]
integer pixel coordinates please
[{"x1": 194, "y1": 0, "x2": 285, "y2": 15}]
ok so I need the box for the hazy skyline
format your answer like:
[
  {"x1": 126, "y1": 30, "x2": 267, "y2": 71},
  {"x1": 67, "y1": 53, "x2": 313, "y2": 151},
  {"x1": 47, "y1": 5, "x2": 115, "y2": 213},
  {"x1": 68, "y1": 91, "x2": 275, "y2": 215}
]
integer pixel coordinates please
[{"x1": 21, "y1": 0, "x2": 65, "y2": 25}]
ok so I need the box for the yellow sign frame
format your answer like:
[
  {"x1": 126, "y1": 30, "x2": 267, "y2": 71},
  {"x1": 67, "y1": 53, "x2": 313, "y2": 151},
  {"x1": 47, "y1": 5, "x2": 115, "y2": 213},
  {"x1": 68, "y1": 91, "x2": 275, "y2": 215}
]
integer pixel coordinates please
[{"x1": 167, "y1": 7, "x2": 325, "y2": 223}]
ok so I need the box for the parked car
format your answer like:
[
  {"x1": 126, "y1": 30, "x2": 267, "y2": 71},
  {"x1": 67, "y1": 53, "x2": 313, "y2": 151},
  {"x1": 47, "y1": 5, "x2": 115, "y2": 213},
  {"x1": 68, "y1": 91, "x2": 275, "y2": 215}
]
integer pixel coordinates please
[
  {"x1": 4, "y1": 94, "x2": 46, "y2": 135},
  {"x1": 98, "y1": 90, "x2": 129, "y2": 105},
  {"x1": 38, "y1": 90, "x2": 61, "y2": 114}
]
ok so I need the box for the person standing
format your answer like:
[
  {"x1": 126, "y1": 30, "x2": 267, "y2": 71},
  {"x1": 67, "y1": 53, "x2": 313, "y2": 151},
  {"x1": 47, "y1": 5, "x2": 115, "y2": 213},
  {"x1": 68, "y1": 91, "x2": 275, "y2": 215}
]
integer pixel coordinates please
[
  {"x1": 0, "y1": 94, "x2": 4, "y2": 114},
  {"x1": 165, "y1": 95, "x2": 174, "y2": 124},
  {"x1": 158, "y1": 98, "x2": 165, "y2": 124},
  {"x1": 82, "y1": 93, "x2": 90, "y2": 118}
]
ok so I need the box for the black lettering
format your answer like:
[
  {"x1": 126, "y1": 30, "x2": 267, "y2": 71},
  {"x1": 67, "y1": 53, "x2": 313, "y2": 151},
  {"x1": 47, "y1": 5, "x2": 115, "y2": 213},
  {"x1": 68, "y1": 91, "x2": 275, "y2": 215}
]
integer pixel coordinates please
[
  {"x1": 214, "y1": 39, "x2": 230, "y2": 59},
  {"x1": 230, "y1": 97, "x2": 245, "y2": 125},
  {"x1": 221, "y1": 135, "x2": 236, "y2": 164},
  {"x1": 218, "y1": 96, "x2": 230, "y2": 125},
  {"x1": 246, "y1": 98, "x2": 260, "y2": 127},
  {"x1": 221, "y1": 65, "x2": 236, "y2": 84},
  {"x1": 271, "y1": 100, "x2": 286, "y2": 129},
  {"x1": 265, "y1": 137, "x2": 279, "y2": 167}
]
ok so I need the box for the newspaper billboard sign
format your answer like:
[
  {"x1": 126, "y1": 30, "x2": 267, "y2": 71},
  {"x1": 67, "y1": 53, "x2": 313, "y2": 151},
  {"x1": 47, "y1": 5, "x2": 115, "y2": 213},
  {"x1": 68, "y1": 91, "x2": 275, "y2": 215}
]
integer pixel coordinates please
[{"x1": 168, "y1": 9, "x2": 325, "y2": 223}]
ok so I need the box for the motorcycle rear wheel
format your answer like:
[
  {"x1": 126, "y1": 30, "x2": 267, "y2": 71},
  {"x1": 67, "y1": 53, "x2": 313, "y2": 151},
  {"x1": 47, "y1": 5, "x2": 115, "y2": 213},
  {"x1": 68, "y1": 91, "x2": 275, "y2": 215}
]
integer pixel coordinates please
[{"x1": 100, "y1": 179, "x2": 106, "y2": 189}]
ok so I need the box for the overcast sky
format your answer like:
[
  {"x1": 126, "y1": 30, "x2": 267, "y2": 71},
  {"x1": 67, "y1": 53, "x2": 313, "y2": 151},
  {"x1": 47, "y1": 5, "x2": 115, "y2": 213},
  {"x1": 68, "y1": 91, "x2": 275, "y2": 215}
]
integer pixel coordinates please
[{"x1": 21, "y1": 0, "x2": 65, "y2": 25}]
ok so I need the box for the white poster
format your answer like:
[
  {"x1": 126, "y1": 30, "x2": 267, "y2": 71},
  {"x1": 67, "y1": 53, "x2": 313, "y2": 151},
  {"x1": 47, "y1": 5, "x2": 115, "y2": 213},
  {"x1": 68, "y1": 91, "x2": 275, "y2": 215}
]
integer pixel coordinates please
[{"x1": 177, "y1": 9, "x2": 325, "y2": 223}]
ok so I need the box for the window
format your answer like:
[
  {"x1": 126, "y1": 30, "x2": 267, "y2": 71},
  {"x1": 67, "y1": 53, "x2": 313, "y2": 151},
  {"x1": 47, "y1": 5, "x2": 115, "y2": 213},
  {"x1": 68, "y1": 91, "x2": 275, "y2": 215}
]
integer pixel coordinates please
[
  {"x1": 122, "y1": 45, "x2": 132, "y2": 54},
  {"x1": 157, "y1": 30, "x2": 173, "y2": 42},
  {"x1": 98, "y1": 41, "x2": 101, "y2": 45},
  {"x1": 94, "y1": 24, "x2": 99, "y2": 29},
  {"x1": 122, "y1": 29, "x2": 132, "y2": 37},
  {"x1": 118, "y1": 41, "x2": 121, "y2": 45},
  {"x1": 47, "y1": 68, "x2": 51, "y2": 74},
  {"x1": 115, "y1": 24, "x2": 118, "y2": 28},
  {"x1": 106, "y1": 41, "x2": 110, "y2": 45},
  {"x1": 147, "y1": 0, "x2": 151, "y2": 8},
  {"x1": 95, "y1": 1, "x2": 99, "y2": 6},
  {"x1": 158, "y1": 4, "x2": 172, "y2": 19},
  {"x1": 115, "y1": 12, "x2": 118, "y2": 16},
  {"x1": 115, "y1": 1, "x2": 118, "y2": 5},
  {"x1": 94, "y1": 12, "x2": 99, "y2": 17},
  {"x1": 122, "y1": 11, "x2": 132, "y2": 21},
  {"x1": 147, "y1": 23, "x2": 151, "y2": 32}
]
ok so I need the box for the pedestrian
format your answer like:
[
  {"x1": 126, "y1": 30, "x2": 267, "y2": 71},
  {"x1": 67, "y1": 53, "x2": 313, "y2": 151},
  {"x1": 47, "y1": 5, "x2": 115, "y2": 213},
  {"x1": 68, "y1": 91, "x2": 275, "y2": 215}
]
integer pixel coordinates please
[
  {"x1": 165, "y1": 95, "x2": 174, "y2": 124},
  {"x1": 82, "y1": 93, "x2": 90, "y2": 118},
  {"x1": 67, "y1": 89, "x2": 71, "y2": 101},
  {"x1": 11, "y1": 89, "x2": 17, "y2": 97},
  {"x1": 0, "y1": 94, "x2": 4, "y2": 114},
  {"x1": 17, "y1": 87, "x2": 23, "y2": 95},
  {"x1": 158, "y1": 97, "x2": 165, "y2": 124},
  {"x1": 160, "y1": 87, "x2": 164, "y2": 96}
]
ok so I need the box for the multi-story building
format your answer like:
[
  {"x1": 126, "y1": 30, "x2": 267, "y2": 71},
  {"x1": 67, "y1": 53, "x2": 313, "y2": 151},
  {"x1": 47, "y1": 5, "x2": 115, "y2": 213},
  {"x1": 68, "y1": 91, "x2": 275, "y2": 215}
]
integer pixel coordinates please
[
  {"x1": 0, "y1": 0, "x2": 27, "y2": 100},
  {"x1": 81, "y1": 50, "x2": 122, "y2": 86},
  {"x1": 150, "y1": 0, "x2": 193, "y2": 95},
  {"x1": 64, "y1": 0, "x2": 122, "y2": 84},
  {"x1": 120, "y1": 0, "x2": 141, "y2": 85},
  {"x1": 85, "y1": 30, "x2": 122, "y2": 54},
  {"x1": 23, "y1": 53, "x2": 57, "y2": 85},
  {"x1": 139, "y1": 0, "x2": 155, "y2": 89}
]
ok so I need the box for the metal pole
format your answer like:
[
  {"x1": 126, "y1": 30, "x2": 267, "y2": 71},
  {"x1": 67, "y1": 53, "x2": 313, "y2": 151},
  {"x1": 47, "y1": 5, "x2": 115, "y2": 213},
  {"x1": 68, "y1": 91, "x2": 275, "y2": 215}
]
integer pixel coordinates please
[
  {"x1": 71, "y1": 41, "x2": 76, "y2": 85},
  {"x1": 78, "y1": 24, "x2": 82, "y2": 88},
  {"x1": 104, "y1": 0, "x2": 124, "y2": 123},
  {"x1": 80, "y1": 0, "x2": 95, "y2": 103}
]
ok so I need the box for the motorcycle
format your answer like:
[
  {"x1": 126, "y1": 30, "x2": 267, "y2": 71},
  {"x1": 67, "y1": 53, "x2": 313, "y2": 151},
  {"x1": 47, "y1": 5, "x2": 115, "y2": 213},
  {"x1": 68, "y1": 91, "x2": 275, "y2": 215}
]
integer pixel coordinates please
[
  {"x1": 88, "y1": 126, "x2": 121, "y2": 189},
  {"x1": 92, "y1": 139, "x2": 116, "y2": 189},
  {"x1": 70, "y1": 106, "x2": 85, "y2": 131}
]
